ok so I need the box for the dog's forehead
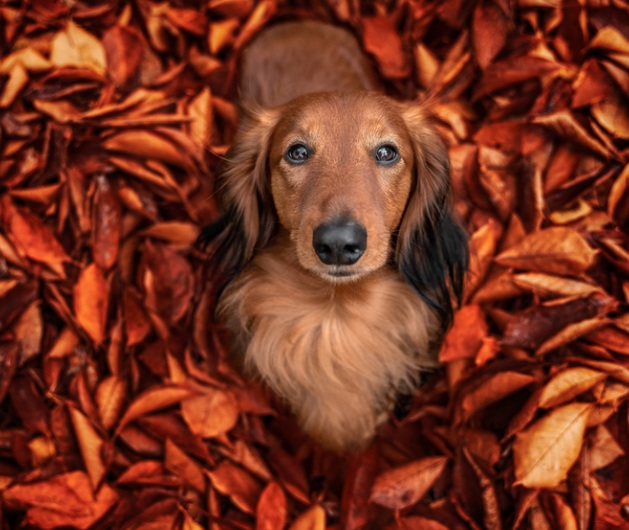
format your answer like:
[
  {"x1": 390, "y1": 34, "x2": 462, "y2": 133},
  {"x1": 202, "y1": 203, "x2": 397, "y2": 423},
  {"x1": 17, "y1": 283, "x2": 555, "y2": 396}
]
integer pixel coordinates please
[{"x1": 278, "y1": 92, "x2": 406, "y2": 140}]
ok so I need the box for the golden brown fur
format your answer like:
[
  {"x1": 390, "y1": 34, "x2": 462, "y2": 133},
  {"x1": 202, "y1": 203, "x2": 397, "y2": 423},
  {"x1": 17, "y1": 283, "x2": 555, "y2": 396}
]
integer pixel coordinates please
[
  {"x1": 201, "y1": 21, "x2": 468, "y2": 452},
  {"x1": 219, "y1": 235, "x2": 439, "y2": 451}
]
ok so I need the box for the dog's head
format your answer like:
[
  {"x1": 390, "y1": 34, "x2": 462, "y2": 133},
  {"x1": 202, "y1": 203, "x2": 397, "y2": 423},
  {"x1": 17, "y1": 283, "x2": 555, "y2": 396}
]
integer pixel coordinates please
[{"x1": 200, "y1": 92, "x2": 468, "y2": 326}]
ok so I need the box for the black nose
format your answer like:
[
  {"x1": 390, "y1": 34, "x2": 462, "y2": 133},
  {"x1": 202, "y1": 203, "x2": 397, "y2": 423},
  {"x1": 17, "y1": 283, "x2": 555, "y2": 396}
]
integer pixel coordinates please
[{"x1": 313, "y1": 221, "x2": 367, "y2": 265}]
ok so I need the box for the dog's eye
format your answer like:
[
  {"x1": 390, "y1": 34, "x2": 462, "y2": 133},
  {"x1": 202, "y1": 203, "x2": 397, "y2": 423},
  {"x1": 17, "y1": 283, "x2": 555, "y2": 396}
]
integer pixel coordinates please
[
  {"x1": 285, "y1": 144, "x2": 310, "y2": 164},
  {"x1": 374, "y1": 144, "x2": 399, "y2": 164}
]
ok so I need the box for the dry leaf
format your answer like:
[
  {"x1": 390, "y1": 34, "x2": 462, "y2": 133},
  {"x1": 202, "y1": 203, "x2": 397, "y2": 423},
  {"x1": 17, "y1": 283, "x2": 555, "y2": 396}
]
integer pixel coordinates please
[
  {"x1": 538, "y1": 368, "x2": 606, "y2": 409},
  {"x1": 73, "y1": 263, "x2": 108, "y2": 345},
  {"x1": 495, "y1": 227, "x2": 597, "y2": 276},
  {"x1": 50, "y1": 21, "x2": 107, "y2": 75},
  {"x1": 256, "y1": 481, "x2": 287, "y2": 530},
  {"x1": 181, "y1": 385, "x2": 239, "y2": 438},
  {"x1": 370, "y1": 456, "x2": 448, "y2": 510},
  {"x1": 362, "y1": 16, "x2": 409, "y2": 79},
  {"x1": 3, "y1": 471, "x2": 118, "y2": 529},
  {"x1": 288, "y1": 505, "x2": 326, "y2": 530},
  {"x1": 513, "y1": 403, "x2": 591, "y2": 488},
  {"x1": 209, "y1": 461, "x2": 262, "y2": 514}
]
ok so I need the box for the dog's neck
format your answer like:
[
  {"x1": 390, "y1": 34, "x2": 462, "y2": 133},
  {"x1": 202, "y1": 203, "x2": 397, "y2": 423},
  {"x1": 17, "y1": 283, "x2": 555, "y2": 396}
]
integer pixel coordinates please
[{"x1": 217, "y1": 234, "x2": 439, "y2": 451}]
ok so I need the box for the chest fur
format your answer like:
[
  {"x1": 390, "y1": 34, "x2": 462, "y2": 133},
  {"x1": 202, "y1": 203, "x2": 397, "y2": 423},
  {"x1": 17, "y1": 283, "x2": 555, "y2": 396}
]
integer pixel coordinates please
[{"x1": 217, "y1": 248, "x2": 439, "y2": 450}]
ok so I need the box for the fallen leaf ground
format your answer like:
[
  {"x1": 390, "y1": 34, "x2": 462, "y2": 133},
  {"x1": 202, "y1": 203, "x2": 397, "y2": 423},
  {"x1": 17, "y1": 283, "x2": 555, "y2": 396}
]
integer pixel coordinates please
[{"x1": 1, "y1": 1, "x2": 628, "y2": 529}]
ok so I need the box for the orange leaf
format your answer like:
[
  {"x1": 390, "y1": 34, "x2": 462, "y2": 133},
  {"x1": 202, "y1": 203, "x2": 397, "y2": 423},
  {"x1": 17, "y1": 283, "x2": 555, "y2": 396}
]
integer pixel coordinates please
[
  {"x1": 102, "y1": 130, "x2": 192, "y2": 168},
  {"x1": 181, "y1": 385, "x2": 239, "y2": 438},
  {"x1": 256, "y1": 481, "x2": 287, "y2": 530},
  {"x1": 69, "y1": 407, "x2": 107, "y2": 490},
  {"x1": 440, "y1": 304, "x2": 488, "y2": 362},
  {"x1": 208, "y1": 461, "x2": 262, "y2": 514},
  {"x1": 96, "y1": 376, "x2": 126, "y2": 430},
  {"x1": 370, "y1": 456, "x2": 448, "y2": 510},
  {"x1": 115, "y1": 385, "x2": 197, "y2": 433},
  {"x1": 14, "y1": 301, "x2": 42, "y2": 364},
  {"x1": 73, "y1": 263, "x2": 108, "y2": 345},
  {"x1": 164, "y1": 439, "x2": 206, "y2": 493},
  {"x1": 513, "y1": 403, "x2": 591, "y2": 488},
  {"x1": 539, "y1": 368, "x2": 606, "y2": 409},
  {"x1": 3, "y1": 471, "x2": 118, "y2": 529},
  {"x1": 362, "y1": 16, "x2": 409, "y2": 79},
  {"x1": 459, "y1": 371, "x2": 536, "y2": 422},
  {"x1": 1, "y1": 198, "x2": 69, "y2": 276},
  {"x1": 288, "y1": 505, "x2": 326, "y2": 530},
  {"x1": 102, "y1": 25, "x2": 145, "y2": 90},
  {"x1": 142, "y1": 241, "x2": 194, "y2": 324},
  {"x1": 495, "y1": 227, "x2": 597, "y2": 276}
]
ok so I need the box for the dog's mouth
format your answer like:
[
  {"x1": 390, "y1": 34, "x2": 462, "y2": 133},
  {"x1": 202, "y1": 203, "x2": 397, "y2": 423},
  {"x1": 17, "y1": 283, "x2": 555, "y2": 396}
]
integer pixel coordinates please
[{"x1": 319, "y1": 266, "x2": 365, "y2": 283}]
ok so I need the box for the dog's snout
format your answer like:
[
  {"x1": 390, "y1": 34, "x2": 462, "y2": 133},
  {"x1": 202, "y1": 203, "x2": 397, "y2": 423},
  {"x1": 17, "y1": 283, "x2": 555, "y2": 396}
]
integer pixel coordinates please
[{"x1": 313, "y1": 221, "x2": 367, "y2": 265}]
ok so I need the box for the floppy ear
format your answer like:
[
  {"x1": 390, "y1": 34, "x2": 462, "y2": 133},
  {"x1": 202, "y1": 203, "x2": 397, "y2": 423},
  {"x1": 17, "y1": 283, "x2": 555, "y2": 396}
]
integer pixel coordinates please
[
  {"x1": 395, "y1": 105, "x2": 468, "y2": 329},
  {"x1": 198, "y1": 108, "x2": 279, "y2": 276}
]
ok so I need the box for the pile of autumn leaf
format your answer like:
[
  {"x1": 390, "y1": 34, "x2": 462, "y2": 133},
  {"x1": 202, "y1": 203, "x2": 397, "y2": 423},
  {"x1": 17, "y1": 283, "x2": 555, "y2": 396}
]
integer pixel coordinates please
[{"x1": 0, "y1": 0, "x2": 628, "y2": 528}]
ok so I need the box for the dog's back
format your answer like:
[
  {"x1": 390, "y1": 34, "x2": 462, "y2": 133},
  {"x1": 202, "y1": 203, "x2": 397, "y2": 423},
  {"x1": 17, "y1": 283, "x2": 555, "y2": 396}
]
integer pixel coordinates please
[{"x1": 239, "y1": 21, "x2": 380, "y2": 108}]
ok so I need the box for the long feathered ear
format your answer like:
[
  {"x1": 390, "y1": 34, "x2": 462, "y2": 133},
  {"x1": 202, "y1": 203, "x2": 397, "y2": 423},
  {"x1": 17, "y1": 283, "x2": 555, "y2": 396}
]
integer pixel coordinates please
[
  {"x1": 198, "y1": 108, "x2": 279, "y2": 276},
  {"x1": 395, "y1": 104, "x2": 468, "y2": 329}
]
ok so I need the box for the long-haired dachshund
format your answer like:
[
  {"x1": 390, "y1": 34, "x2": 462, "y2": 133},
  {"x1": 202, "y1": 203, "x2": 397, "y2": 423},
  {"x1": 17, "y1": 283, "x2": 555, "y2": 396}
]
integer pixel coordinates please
[{"x1": 200, "y1": 21, "x2": 468, "y2": 452}]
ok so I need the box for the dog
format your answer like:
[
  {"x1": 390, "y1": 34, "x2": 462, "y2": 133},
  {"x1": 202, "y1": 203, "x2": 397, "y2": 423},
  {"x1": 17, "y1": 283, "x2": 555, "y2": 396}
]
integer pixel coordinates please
[{"x1": 200, "y1": 21, "x2": 468, "y2": 452}]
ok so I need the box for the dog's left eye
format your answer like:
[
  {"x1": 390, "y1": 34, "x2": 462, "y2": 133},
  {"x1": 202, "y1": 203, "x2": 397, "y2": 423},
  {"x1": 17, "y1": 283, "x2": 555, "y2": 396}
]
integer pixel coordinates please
[
  {"x1": 285, "y1": 144, "x2": 310, "y2": 164},
  {"x1": 374, "y1": 145, "x2": 399, "y2": 164}
]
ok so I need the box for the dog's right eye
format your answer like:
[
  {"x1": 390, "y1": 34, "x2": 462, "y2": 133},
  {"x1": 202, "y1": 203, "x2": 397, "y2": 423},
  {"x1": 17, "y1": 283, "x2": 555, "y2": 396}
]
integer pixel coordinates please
[{"x1": 285, "y1": 144, "x2": 310, "y2": 164}]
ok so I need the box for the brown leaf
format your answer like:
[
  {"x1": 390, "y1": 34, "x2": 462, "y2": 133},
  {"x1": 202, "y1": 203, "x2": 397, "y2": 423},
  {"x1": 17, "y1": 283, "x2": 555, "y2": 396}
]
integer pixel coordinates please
[
  {"x1": 495, "y1": 227, "x2": 597, "y2": 276},
  {"x1": 511, "y1": 272, "x2": 603, "y2": 299},
  {"x1": 139, "y1": 222, "x2": 200, "y2": 246},
  {"x1": 96, "y1": 376, "x2": 126, "y2": 430},
  {"x1": 142, "y1": 242, "x2": 194, "y2": 325},
  {"x1": 208, "y1": 461, "x2": 262, "y2": 515},
  {"x1": 233, "y1": 0, "x2": 276, "y2": 50},
  {"x1": 0, "y1": 342, "x2": 19, "y2": 403},
  {"x1": 538, "y1": 368, "x2": 606, "y2": 409},
  {"x1": 164, "y1": 439, "x2": 206, "y2": 493},
  {"x1": 513, "y1": 403, "x2": 591, "y2": 488},
  {"x1": 13, "y1": 301, "x2": 42, "y2": 364},
  {"x1": 472, "y1": 2, "x2": 509, "y2": 69},
  {"x1": 1, "y1": 198, "x2": 69, "y2": 276},
  {"x1": 370, "y1": 456, "x2": 448, "y2": 510},
  {"x1": 73, "y1": 263, "x2": 108, "y2": 345},
  {"x1": 115, "y1": 385, "x2": 197, "y2": 433},
  {"x1": 3, "y1": 471, "x2": 118, "y2": 529},
  {"x1": 585, "y1": 426, "x2": 624, "y2": 470},
  {"x1": 102, "y1": 130, "x2": 192, "y2": 168},
  {"x1": 459, "y1": 371, "x2": 536, "y2": 423},
  {"x1": 362, "y1": 16, "x2": 409, "y2": 79},
  {"x1": 256, "y1": 481, "x2": 287, "y2": 530},
  {"x1": 608, "y1": 164, "x2": 629, "y2": 228},
  {"x1": 0, "y1": 63, "x2": 28, "y2": 108},
  {"x1": 340, "y1": 446, "x2": 379, "y2": 529},
  {"x1": 69, "y1": 406, "x2": 108, "y2": 489},
  {"x1": 92, "y1": 175, "x2": 121, "y2": 271},
  {"x1": 102, "y1": 26, "x2": 144, "y2": 90},
  {"x1": 531, "y1": 110, "x2": 611, "y2": 159}
]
